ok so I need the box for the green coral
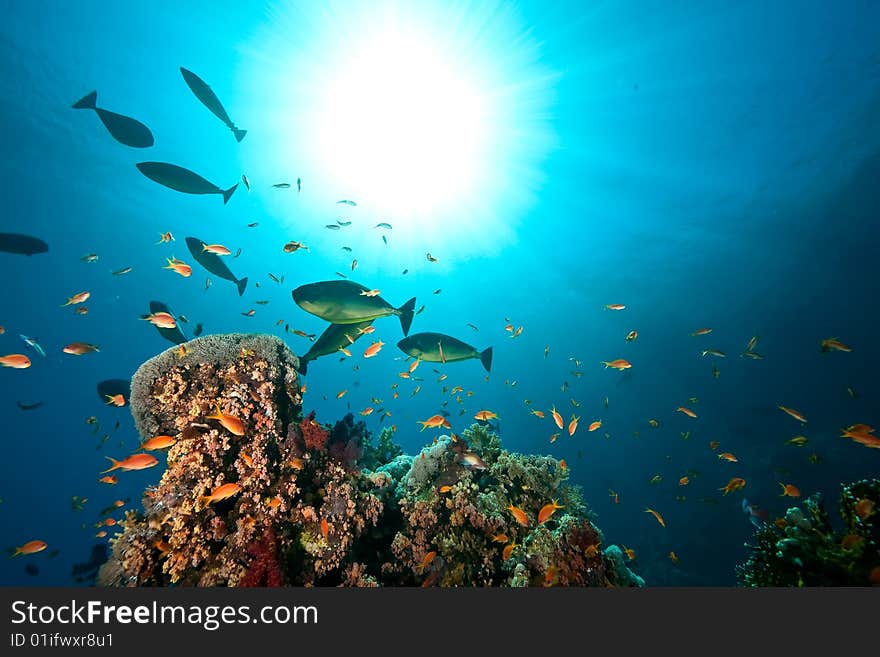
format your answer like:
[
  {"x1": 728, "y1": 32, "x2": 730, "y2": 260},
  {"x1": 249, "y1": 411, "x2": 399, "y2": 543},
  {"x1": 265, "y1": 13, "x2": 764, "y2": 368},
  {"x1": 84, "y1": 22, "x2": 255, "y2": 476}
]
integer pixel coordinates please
[
  {"x1": 360, "y1": 426, "x2": 404, "y2": 471},
  {"x1": 736, "y1": 478, "x2": 880, "y2": 586}
]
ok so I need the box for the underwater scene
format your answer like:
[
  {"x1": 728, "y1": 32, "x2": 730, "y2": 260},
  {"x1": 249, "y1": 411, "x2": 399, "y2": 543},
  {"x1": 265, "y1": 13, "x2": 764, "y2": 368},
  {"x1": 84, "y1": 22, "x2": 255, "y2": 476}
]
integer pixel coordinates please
[{"x1": 1, "y1": 1, "x2": 879, "y2": 587}]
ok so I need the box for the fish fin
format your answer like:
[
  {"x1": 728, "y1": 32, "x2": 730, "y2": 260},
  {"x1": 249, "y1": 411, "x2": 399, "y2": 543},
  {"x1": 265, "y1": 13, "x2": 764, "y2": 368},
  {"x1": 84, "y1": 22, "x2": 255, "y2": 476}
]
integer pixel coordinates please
[
  {"x1": 397, "y1": 297, "x2": 416, "y2": 336},
  {"x1": 222, "y1": 183, "x2": 239, "y2": 205},
  {"x1": 296, "y1": 359, "x2": 308, "y2": 376},
  {"x1": 480, "y1": 347, "x2": 493, "y2": 373},
  {"x1": 233, "y1": 128, "x2": 247, "y2": 142},
  {"x1": 101, "y1": 457, "x2": 121, "y2": 474},
  {"x1": 236, "y1": 277, "x2": 248, "y2": 296},
  {"x1": 72, "y1": 90, "x2": 97, "y2": 109}
]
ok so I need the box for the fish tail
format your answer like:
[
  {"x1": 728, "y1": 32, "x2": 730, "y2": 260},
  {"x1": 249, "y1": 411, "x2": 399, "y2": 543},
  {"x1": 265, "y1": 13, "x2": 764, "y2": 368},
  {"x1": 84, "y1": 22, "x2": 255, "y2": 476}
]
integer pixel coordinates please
[
  {"x1": 296, "y1": 359, "x2": 309, "y2": 376},
  {"x1": 7, "y1": 549, "x2": 21, "y2": 559},
  {"x1": 397, "y1": 297, "x2": 416, "y2": 337},
  {"x1": 479, "y1": 347, "x2": 493, "y2": 373},
  {"x1": 233, "y1": 127, "x2": 247, "y2": 142},
  {"x1": 236, "y1": 277, "x2": 248, "y2": 297},
  {"x1": 101, "y1": 457, "x2": 121, "y2": 473},
  {"x1": 72, "y1": 90, "x2": 97, "y2": 109},
  {"x1": 222, "y1": 183, "x2": 239, "y2": 205}
]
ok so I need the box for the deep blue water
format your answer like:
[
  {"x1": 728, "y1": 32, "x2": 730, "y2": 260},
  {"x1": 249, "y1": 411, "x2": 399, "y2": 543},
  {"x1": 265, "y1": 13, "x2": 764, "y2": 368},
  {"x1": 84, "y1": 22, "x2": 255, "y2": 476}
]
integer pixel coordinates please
[{"x1": 1, "y1": 0, "x2": 879, "y2": 586}]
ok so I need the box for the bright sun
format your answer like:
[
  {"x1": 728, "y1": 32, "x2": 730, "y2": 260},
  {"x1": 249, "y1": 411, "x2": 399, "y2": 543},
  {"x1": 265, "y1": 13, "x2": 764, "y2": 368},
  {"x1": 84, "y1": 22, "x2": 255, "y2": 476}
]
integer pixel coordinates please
[{"x1": 241, "y1": 1, "x2": 558, "y2": 265}]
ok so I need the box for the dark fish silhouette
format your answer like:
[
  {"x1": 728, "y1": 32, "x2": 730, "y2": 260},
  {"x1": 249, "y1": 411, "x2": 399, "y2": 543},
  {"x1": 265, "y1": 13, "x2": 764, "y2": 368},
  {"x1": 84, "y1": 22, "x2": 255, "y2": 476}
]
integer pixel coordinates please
[
  {"x1": 16, "y1": 401, "x2": 43, "y2": 411},
  {"x1": 185, "y1": 237, "x2": 248, "y2": 296},
  {"x1": 292, "y1": 280, "x2": 415, "y2": 336},
  {"x1": 96, "y1": 379, "x2": 131, "y2": 404},
  {"x1": 180, "y1": 67, "x2": 246, "y2": 142},
  {"x1": 136, "y1": 162, "x2": 238, "y2": 204},
  {"x1": 0, "y1": 233, "x2": 48, "y2": 256},
  {"x1": 398, "y1": 332, "x2": 493, "y2": 372},
  {"x1": 147, "y1": 301, "x2": 187, "y2": 345},
  {"x1": 72, "y1": 91, "x2": 154, "y2": 148},
  {"x1": 298, "y1": 320, "x2": 374, "y2": 375}
]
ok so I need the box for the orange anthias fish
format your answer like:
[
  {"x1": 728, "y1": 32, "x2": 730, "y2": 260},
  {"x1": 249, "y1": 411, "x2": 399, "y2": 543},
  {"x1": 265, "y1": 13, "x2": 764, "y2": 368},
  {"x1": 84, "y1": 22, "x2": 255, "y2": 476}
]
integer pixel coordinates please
[
  {"x1": 10, "y1": 540, "x2": 48, "y2": 557},
  {"x1": 538, "y1": 499, "x2": 564, "y2": 524},
  {"x1": 491, "y1": 533, "x2": 509, "y2": 544},
  {"x1": 709, "y1": 440, "x2": 720, "y2": 450},
  {"x1": 140, "y1": 311, "x2": 176, "y2": 329},
  {"x1": 625, "y1": 330, "x2": 638, "y2": 342},
  {"x1": 202, "y1": 243, "x2": 232, "y2": 256},
  {"x1": 63, "y1": 342, "x2": 99, "y2": 355},
  {"x1": 820, "y1": 337, "x2": 851, "y2": 353},
  {"x1": 360, "y1": 289, "x2": 381, "y2": 297},
  {"x1": 205, "y1": 405, "x2": 246, "y2": 436},
  {"x1": 157, "y1": 232, "x2": 175, "y2": 244},
  {"x1": 474, "y1": 410, "x2": 498, "y2": 421},
  {"x1": 588, "y1": 420, "x2": 602, "y2": 432},
  {"x1": 778, "y1": 405, "x2": 807, "y2": 423},
  {"x1": 102, "y1": 453, "x2": 159, "y2": 472},
  {"x1": 363, "y1": 341, "x2": 385, "y2": 358},
  {"x1": 779, "y1": 483, "x2": 801, "y2": 497},
  {"x1": 200, "y1": 483, "x2": 241, "y2": 506},
  {"x1": 359, "y1": 407, "x2": 374, "y2": 416},
  {"x1": 717, "y1": 452, "x2": 738, "y2": 462},
  {"x1": 669, "y1": 551, "x2": 679, "y2": 564},
  {"x1": 676, "y1": 406, "x2": 697, "y2": 418},
  {"x1": 679, "y1": 476, "x2": 689, "y2": 486},
  {"x1": 691, "y1": 328, "x2": 712, "y2": 336},
  {"x1": 550, "y1": 405, "x2": 564, "y2": 429},
  {"x1": 719, "y1": 477, "x2": 747, "y2": 495},
  {"x1": 531, "y1": 410, "x2": 545, "y2": 419},
  {"x1": 0, "y1": 354, "x2": 31, "y2": 369},
  {"x1": 605, "y1": 304, "x2": 625, "y2": 311},
  {"x1": 320, "y1": 517, "x2": 329, "y2": 539},
  {"x1": 408, "y1": 359, "x2": 420, "y2": 373},
  {"x1": 418, "y1": 414, "x2": 451, "y2": 431},
  {"x1": 645, "y1": 508, "x2": 666, "y2": 527},
  {"x1": 568, "y1": 414, "x2": 580, "y2": 436},
  {"x1": 61, "y1": 291, "x2": 90, "y2": 307},
  {"x1": 98, "y1": 475, "x2": 117, "y2": 485},
  {"x1": 164, "y1": 257, "x2": 192, "y2": 277},
  {"x1": 609, "y1": 489, "x2": 619, "y2": 504},
  {"x1": 417, "y1": 550, "x2": 437, "y2": 574},
  {"x1": 141, "y1": 435, "x2": 177, "y2": 450},
  {"x1": 855, "y1": 498, "x2": 875, "y2": 520},
  {"x1": 336, "y1": 389, "x2": 348, "y2": 399},
  {"x1": 508, "y1": 505, "x2": 530, "y2": 527},
  {"x1": 502, "y1": 542, "x2": 519, "y2": 561},
  {"x1": 602, "y1": 359, "x2": 632, "y2": 371},
  {"x1": 105, "y1": 394, "x2": 125, "y2": 407}
]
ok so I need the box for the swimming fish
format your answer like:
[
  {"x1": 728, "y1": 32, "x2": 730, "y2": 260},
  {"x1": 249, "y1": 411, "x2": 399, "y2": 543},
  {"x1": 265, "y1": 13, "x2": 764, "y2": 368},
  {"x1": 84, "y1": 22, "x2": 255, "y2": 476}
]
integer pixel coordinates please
[
  {"x1": 205, "y1": 405, "x2": 246, "y2": 436},
  {"x1": 645, "y1": 508, "x2": 665, "y2": 527},
  {"x1": 605, "y1": 304, "x2": 625, "y2": 311},
  {"x1": 719, "y1": 477, "x2": 747, "y2": 495},
  {"x1": 820, "y1": 337, "x2": 851, "y2": 353},
  {"x1": 375, "y1": 222, "x2": 392, "y2": 229},
  {"x1": 625, "y1": 330, "x2": 638, "y2": 342},
  {"x1": 292, "y1": 280, "x2": 416, "y2": 336},
  {"x1": 337, "y1": 200, "x2": 357, "y2": 206},
  {"x1": 676, "y1": 406, "x2": 697, "y2": 418},
  {"x1": 180, "y1": 67, "x2": 246, "y2": 142},
  {"x1": 778, "y1": 405, "x2": 807, "y2": 423},
  {"x1": 140, "y1": 311, "x2": 176, "y2": 329},
  {"x1": 140, "y1": 435, "x2": 176, "y2": 450},
  {"x1": 602, "y1": 359, "x2": 632, "y2": 371},
  {"x1": 0, "y1": 354, "x2": 31, "y2": 369},
  {"x1": 0, "y1": 233, "x2": 48, "y2": 256},
  {"x1": 474, "y1": 410, "x2": 499, "y2": 421},
  {"x1": 164, "y1": 257, "x2": 192, "y2": 277},
  {"x1": 72, "y1": 90, "x2": 154, "y2": 147},
  {"x1": 19, "y1": 335, "x2": 46, "y2": 357},
  {"x1": 363, "y1": 340, "x2": 384, "y2": 358},
  {"x1": 185, "y1": 237, "x2": 248, "y2": 295},
  {"x1": 102, "y1": 453, "x2": 158, "y2": 472},
  {"x1": 10, "y1": 540, "x2": 48, "y2": 557},
  {"x1": 297, "y1": 321, "x2": 374, "y2": 375},
  {"x1": 508, "y1": 505, "x2": 529, "y2": 527},
  {"x1": 397, "y1": 332, "x2": 492, "y2": 372},
  {"x1": 701, "y1": 349, "x2": 726, "y2": 358},
  {"x1": 199, "y1": 483, "x2": 242, "y2": 507},
  {"x1": 111, "y1": 266, "x2": 132, "y2": 276},
  {"x1": 63, "y1": 342, "x2": 99, "y2": 355},
  {"x1": 779, "y1": 483, "x2": 800, "y2": 497},
  {"x1": 537, "y1": 500, "x2": 564, "y2": 524},
  {"x1": 136, "y1": 162, "x2": 238, "y2": 204}
]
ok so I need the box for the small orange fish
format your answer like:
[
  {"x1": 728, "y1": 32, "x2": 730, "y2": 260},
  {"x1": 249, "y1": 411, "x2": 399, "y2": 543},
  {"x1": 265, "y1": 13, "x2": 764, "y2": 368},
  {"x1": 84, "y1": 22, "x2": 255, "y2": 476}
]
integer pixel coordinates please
[
  {"x1": 336, "y1": 389, "x2": 348, "y2": 399},
  {"x1": 363, "y1": 341, "x2": 384, "y2": 358},
  {"x1": 625, "y1": 330, "x2": 638, "y2": 342},
  {"x1": 820, "y1": 337, "x2": 851, "y2": 353},
  {"x1": 709, "y1": 440, "x2": 720, "y2": 450},
  {"x1": 98, "y1": 475, "x2": 117, "y2": 485},
  {"x1": 719, "y1": 477, "x2": 747, "y2": 495},
  {"x1": 153, "y1": 539, "x2": 171, "y2": 554},
  {"x1": 508, "y1": 505, "x2": 530, "y2": 527},
  {"x1": 544, "y1": 565, "x2": 560, "y2": 587},
  {"x1": 585, "y1": 544, "x2": 599, "y2": 558},
  {"x1": 200, "y1": 483, "x2": 241, "y2": 506},
  {"x1": 645, "y1": 507, "x2": 666, "y2": 527},
  {"x1": 568, "y1": 414, "x2": 580, "y2": 436},
  {"x1": 417, "y1": 550, "x2": 437, "y2": 574},
  {"x1": 0, "y1": 354, "x2": 31, "y2": 369},
  {"x1": 718, "y1": 452, "x2": 738, "y2": 462},
  {"x1": 102, "y1": 453, "x2": 158, "y2": 472},
  {"x1": 240, "y1": 451, "x2": 254, "y2": 468},
  {"x1": 502, "y1": 542, "x2": 518, "y2": 560},
  {"x1": 602, "y1": 359, "x2": 632, "y2": 371},
  {"x1": 550, "y1": 405, "x2": 564, "y2": 429},
  {"x1": 357, "y1": 325, "x2": 376, "y2": 335},
  {"x1": 360, "y1": 288, "x2": 381, "y2": 297},
  {"x1": 63, "y1": 342, "x2": 99, "y2": 355},
  {"x1": 202, "y1": 243, "x2": 231, "y2": 256},
  {"x1": 105, "y1": 394, "x2": 126, "y2": 407},
  {"x1": 140, "y1": 435, "x2": 176, "y2": 450},
  {"x1": 10, "y1": 540, "x2": 47, "y2": 556},
  {"x1": 855, "y1": 498, "x2": 875, "y2": 520},
  {"x1": 531, "y1": 410, "x2": 545, "y2": 419},
  {"x1": 359, "y1": 407, "x2": 374, "y2": 416},
  {"x1": 537, "y1": 499, "x2": 564, "y2": 524},
  {"x1": 691, "y1": 328, "x2": 712, "y2": 336},
  {"x1": 549, "y1": 432, "x2": 559, "y2": 443},
  {"x1": 288, "y1": 457, "x2": 305, "y2": 471},
  {"x1": 676, "y1": 406, "x2": 697, "y2": 418},
  {"x1": 669, "y1": 551, "x2": 679, "y2": 564},
  {"x1": 75, "y1": 306, "x2": 89, "y2": 315},
  {"x1": 558, "y1": 459, "x2": 568, "y2": 469},
  {"x1": 491, "y1": 533, "x2": 508, "y2": 543},
  {"x1": 474, "y1": 410, "x2": 498, "y2": 421},
  {"x1": 61, "y1": 291, "x2": 90, "y2": 307},
  {"x1": 679, "y1": 476, "x2": 689, "y2": 486},
  {"x1": 164, "y1": 257, "x2": 192, "y2": 277},
  {"x1": 778, "y1": 405, "x2": 807, "y2": 423},
  {"x1": 95, "y1": 531, "x2": 107, "y2": 538},
  {"x1": 609, "y1": 489, "x2": 619, "y2": 504},
  {"x1": 588, "y1": 420, "x2": 602, "y2": 432},
  {"x1": 156, "y1": 232, "x2": 174, "y2": 244},
  {"x1": 438, "y1": 485, "x2": 453, "y2": 494},
  {"x1": 320, "y1": 517, "x2": 329, "y2": 539},
  {"x1": 418, "y1": 414, "x2": 450, "y2": 431},
  {"x1": 623, "y1": 547, "x2": 636, "y2": 561},
  {"x1": 205, "y1": 405, "x2": 246, "y2": 436},
  {"x1": 779, "y1": 483, "x2": 800, "y2": 497},
  {"x1": 846, "y1": 423, "x2": 875, "y2": 434},
  {"x1": 265, "y1": 496, "x2": 282, "y2": 510},
  {"x1": 605, "y1": 304, "x2": 625, "y2": 311},
  {"x1": 409, "y1": 359, "x2": 420, "y2": 373}
]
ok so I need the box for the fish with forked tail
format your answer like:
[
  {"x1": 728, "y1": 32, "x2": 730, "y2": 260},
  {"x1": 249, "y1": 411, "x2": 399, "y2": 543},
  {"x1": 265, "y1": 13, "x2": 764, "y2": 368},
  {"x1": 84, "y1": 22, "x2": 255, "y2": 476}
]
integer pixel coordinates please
[
  {"x1": 397, "y1": 332, "x2": 492, "y2": 372},
  {"x1": 72, "y1": 91, "x2": 154, "y2": 148},
  {"x1": 185, "y1": 237, "x2": 248, "y2": 295},
  {"x1": 292, "y1": 280, "x2": 415, "y2": 336},
  {"x1": 136, "y1": 162, "x2": 238, "y2": 204},
  {"x1": 180, "y1": 67, "x2": 246, "y2": 142}
]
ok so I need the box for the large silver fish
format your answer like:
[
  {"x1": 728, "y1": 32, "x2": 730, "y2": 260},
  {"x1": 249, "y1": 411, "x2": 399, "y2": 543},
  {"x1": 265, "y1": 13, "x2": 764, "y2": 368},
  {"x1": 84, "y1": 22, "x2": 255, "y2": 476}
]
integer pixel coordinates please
[
  {"x1": 72, "y1": 91, "x2": 154, "y2": 148},
  {"x1": 297, "y1": 320, "x2": 374, "y2": 375},
  {"x1": 292, "y1": 280, "x2": 415, "y2": 336},
  {"x1": 180, "y1": 67, "x2": 247, "y2": 142},
  {"x1": 136, "y1": 162, "x2": 238, "y2": 204},
  {"x1": 397, "y1": 332, "x2": 492, "y2": 372}
]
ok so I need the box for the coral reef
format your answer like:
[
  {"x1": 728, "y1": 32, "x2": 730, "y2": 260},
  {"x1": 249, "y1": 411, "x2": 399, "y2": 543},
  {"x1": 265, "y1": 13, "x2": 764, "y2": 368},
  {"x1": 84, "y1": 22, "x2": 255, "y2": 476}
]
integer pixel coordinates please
[
  {"x1": 101, "y1": 333, "x2": 640, "y2": 587},
  {"x1": 736, "y1": 478, "x2": 880, "y2": 586}
]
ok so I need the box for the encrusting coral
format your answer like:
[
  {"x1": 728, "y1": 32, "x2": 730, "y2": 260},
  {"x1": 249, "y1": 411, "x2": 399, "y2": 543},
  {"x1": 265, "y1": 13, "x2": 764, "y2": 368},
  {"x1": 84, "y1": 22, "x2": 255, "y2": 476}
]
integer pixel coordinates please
[{"x1": 100, "y1": 333, "x2": 641, "y2": 587}]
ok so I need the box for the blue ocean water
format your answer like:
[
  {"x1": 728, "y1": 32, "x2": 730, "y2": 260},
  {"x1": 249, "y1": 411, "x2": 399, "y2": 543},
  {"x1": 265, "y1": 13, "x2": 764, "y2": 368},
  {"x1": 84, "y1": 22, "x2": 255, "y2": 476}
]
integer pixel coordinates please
[{"x1": 1, "y1": 0, "x2": 878, "y2": 586}]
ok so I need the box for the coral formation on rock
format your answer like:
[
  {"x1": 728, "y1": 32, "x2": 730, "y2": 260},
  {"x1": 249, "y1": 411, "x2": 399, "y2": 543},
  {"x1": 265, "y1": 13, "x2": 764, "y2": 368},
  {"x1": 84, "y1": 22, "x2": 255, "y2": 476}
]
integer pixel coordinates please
[
  {"x1": 101, "y1": 333, "x2": 641, "y2": 587},
  {"x1": 736, "y1": 478, "x2": 880, "y2": 586}
]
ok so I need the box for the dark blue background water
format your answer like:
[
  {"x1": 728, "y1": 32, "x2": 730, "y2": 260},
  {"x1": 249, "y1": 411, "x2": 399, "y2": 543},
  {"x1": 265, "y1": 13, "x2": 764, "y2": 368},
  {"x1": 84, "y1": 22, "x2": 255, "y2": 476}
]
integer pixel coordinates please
[{"x1": 1, "y1": 0, "x2": 878, "y2": 586}]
